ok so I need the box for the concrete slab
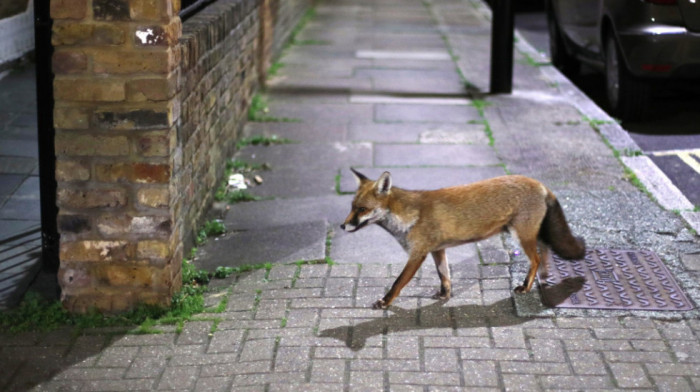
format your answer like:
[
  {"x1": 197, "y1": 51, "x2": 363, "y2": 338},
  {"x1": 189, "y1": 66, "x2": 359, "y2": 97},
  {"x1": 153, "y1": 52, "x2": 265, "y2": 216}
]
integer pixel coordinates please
[
  {"x1": 350, "y1": 94, "x2": 470, "y2": 106},
  {"x1": 267, "y1": 102, "x2": 374, "y2": 124},
  {"x1": 0, "y1": 156, "x2": 36, "y2": 175},
  {"x1": 371, "y1": 77, "x2": 467, "y2": 96},
  {"x1": 0, "y1": 198, "x2": 40, "y2": 220},
  {"x1": 348, "y1": 122, "x2": 484, "y2": 143},
  {"x1": 243, "y1": 122, "x2": 347, "y2": 143},
  {"x1": 0, "y1": 174, "x2": 24, "y2": 201},
  {"x1": 374, "y1": 144, "x2": 500, "y2": 166},
  {"x1": 0, "y1": 139, "x2": 37, "y2": 158},
  {"x1": 224, "y1": 195, "x2": 353, "y2": 230},
  {"x1": 375, "y1": 104, "x2": 479, "y2": 123},
  {"x1": 367, "y1": 59, "x2": 456, "y2": 70},
  {"x1": 267, "y1": 77, "x2": 373, "y2": 94},
  {"x1": 356, "y1": 50, "x2": 451, "y2": 61},
  {"x1": 338, "y1": 166, "x2": 506, "y2": 193},
  {"x1": 331, "y1": 224, "x2": 479, "y2": 265},
  {"x1": 0, "y1": 231, "x2": 42, "y2": 309},
  {"x1": 196, "y1": 221, "x2": 327, "y2": 270},
  {"x1": 234, "y1": 143, "x2": 371, "y2": 198}
]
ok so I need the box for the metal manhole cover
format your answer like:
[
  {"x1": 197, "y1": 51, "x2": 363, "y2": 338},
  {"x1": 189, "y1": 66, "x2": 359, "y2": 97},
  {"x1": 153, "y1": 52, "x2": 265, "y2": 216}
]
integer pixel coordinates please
[{"x1": 537, "y1": 249, "x2": 694, "y2": 311}]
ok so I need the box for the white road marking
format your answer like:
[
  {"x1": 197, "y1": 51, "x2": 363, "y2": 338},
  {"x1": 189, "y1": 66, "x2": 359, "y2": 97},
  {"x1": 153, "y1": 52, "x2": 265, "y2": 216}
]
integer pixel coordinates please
[{"x1": 650, "y1": 149, "x2": 700, "y2": 175}]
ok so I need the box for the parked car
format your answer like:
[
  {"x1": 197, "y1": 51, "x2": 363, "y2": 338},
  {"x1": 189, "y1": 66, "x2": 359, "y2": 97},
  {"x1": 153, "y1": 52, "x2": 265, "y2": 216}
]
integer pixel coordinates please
[{"x1": 546, "y1": 0, "x2": 700, "y2": 120}]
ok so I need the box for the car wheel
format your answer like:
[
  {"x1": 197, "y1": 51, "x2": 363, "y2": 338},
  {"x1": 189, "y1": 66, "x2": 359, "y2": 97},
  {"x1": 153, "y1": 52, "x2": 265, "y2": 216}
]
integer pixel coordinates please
[
  {"x1": 604, "y1": 34, "x2": 650, "y2": 121},
  {"x1": 548, "y1": 11, "x2": 579, "y2": 76}
]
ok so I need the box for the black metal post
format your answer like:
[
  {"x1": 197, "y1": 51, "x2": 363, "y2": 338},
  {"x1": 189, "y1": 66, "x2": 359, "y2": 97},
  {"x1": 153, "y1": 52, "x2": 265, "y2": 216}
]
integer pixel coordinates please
[
  {"x1": 34, "y1": 0, "x2": 59, "y2": 272},
  {"x1": 489, "y1": 0, "x2": 514, "y2": 94}
]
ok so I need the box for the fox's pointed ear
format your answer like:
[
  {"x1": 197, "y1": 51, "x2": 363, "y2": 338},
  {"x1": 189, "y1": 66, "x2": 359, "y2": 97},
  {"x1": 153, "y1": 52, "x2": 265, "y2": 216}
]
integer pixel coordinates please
[
  {"x1": 375, "y1": 171, "x2": 392, "y2": 195},
  {"x1": 350, "y1": 168, "x2": 368, "y2": 186}
]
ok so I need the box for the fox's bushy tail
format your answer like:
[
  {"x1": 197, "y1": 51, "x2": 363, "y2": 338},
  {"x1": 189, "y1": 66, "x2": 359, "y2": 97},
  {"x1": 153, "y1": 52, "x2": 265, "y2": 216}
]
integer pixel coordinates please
[{"x1": 539, "y1": 193, "x2": 586, "y2": 260}]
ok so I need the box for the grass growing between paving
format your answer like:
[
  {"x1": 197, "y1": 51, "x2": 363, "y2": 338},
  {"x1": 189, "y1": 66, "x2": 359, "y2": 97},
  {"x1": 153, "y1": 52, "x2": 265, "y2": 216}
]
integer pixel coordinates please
[
  {"x1": 248, "y1": 94, "x2": 301, "y2": 123},
  {"x1": 0, "y1": 253, "x2": 274, "y2": 335},
  {"x1": 0, "y1": 224, "x2": 261, "y2": 335},
  {"x1": 584, "y1": 115, "x2": 655, "y2": 200}
]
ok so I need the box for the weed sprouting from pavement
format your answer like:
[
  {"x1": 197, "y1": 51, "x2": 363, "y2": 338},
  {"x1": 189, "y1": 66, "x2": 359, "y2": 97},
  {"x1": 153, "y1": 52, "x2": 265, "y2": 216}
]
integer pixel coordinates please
[{"x1": 247, "y1": 94, "x2": 301, "y2": 123}]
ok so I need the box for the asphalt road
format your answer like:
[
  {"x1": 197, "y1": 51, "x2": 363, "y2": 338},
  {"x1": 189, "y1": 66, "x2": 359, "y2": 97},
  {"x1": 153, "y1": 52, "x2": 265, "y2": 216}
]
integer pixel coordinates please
[{"x1": 515, "y1": 10, "x2": 700, "y2": 207}]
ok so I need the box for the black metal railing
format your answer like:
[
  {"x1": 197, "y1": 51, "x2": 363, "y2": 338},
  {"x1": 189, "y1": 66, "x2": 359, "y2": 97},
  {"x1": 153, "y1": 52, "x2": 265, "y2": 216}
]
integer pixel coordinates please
[{"x1": 180, "y1": 0, "x2": 218, "y2": 21}]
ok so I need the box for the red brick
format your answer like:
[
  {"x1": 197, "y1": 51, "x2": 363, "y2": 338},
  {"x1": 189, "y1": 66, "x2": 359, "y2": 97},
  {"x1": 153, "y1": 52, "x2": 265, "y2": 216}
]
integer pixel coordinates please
[
  {"x1": 54, "y1": 107, "x2": 90, "y2": 129},
  {"x1": 133, "y1": 163, "x2": 170, "y2": 183},
  {"x1": 137, "y1": 187, "x2": 170, "y2": 208},
  {"x1": 103, "y1": 265, "x2": 153, "y2": 287},
  {"x1": 135, "y1": 130, "x2": 172, "y2": 157},
  {"x1": 93, "y1": 24, "x2": 127, "y2": 45},
  {"x1": 54, "y1": 78, "x2": 125, "y2": 102},
  {"x1": 137, "y1": 240, "x2": 170, "y2": 260},
  {"x1": 130, "y1": 0, "x2": 171, "y2": 22},
  {"x1": 56, "y1": 160, "x2": 90, "y2": 181},
  {"x1": 55, "y1": 133, "x2": 129, "y2": 156},
  {"x1": 126, "y1": 75, "x2": 177, "y2": 102},
  {"x1": 52, "y1": 50, "x2": 88, "y2": 74},
  {"x1": 93, "y1": 0, "x2": 130, "y2": 21},
  {"x1": 60, "y1": 240, "x2": 133, "y2": 262},
  {"x1": 57, "y1": 187, "x2": 127, "y2": 209},
  {"x1": 92, "y1": 49, "x2": 177, "y2": 74},
  {"x1": 52, "y1": 23, "x2": 94, "y2": 46},
  {"x1": 94, "y1": 161, "x2": 174, "y2": 185},
  {"x1": 50, "y1": 0, "x2": 87, "y2": 20}
]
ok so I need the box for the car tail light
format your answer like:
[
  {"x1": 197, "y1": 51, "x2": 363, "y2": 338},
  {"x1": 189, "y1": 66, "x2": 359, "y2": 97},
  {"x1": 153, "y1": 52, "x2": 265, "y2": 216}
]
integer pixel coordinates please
[
  {"x1": 641, "y1": 64, "x2": 672, "y2": 72},
  {"x1": 644, "y1": 0, "x2": 677, "y2": 5}
]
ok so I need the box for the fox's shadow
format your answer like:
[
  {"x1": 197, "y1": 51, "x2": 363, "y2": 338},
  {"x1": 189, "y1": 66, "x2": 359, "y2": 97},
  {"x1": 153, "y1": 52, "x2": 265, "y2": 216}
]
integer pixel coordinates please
[{"x1": 319, "y1": 277, "x2": 585, "y2": 351}]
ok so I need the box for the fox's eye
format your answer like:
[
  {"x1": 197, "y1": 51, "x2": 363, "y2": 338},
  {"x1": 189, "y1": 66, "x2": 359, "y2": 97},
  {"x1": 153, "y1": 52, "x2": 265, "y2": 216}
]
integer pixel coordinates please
[{"x1": 357, "y1": 207, "x2": 367, "y2": 213}]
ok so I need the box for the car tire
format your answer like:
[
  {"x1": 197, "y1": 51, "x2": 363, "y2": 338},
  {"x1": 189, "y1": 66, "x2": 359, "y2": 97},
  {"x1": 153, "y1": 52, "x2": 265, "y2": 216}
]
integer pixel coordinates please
[
  {"x1": 548, "y1": 10, "x2": 579, "y2": 76},
  {"x1": 604, "y1": 34, "x2": 650, "y2": 121}
]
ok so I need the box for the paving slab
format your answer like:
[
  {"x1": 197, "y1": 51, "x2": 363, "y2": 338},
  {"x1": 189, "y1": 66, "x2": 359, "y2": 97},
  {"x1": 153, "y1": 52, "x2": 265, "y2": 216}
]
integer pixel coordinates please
[
  {"x1": 331, "y1": 225, "x2": 479, "y2": 267},
  {"x1": 224, "y1": 195, "x2": 353, "y2": 230},
  {"x1": 0, "y1": 156, "x2": 37, "y2": 175},
  {"x1": 375, "y1": 103, "x2": 479, "y2": 123},
  {"x1": 243, "y1": 122, "x2": 348, "y2": 143},
  {"x1": 347, "y1": 121, "x2": 485, "y2": 143},
  {"x1": 357, "y1": 69, "x2": 466, "y2": 95},
  {"x1": 197, "y1": 221, "x2": 327, "y2": 269},
  {"x1": 234, "y1": 143, "x2": 371, "y2": 198},
  {"x1": 374, "y1": 144, "x2": 500, "y2": 166},
  {"x1": 267, "y1": 102, "x2": 374, "y2": 124},
  {"x1": 0, "y1": 231, "x2": 42, "y2": 309},
  {"x1": 338, "y1": 166, "x2": 506, "y2": 193}
]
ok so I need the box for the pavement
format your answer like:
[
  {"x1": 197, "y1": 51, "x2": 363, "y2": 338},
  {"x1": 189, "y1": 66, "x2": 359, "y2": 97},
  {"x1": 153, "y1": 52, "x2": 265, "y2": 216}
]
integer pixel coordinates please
[
  {"x1": 3, "y1": 0, "x2": 700, "y2": 390},
  {"x1": 0, "y1": 62, "x2": 43, "y2": 310}
]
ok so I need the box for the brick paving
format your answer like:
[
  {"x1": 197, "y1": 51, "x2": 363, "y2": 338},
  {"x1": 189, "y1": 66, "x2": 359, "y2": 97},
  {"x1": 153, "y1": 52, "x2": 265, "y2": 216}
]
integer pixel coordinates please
[
  {"x1": 3, "y1": 0, "x2": 700, "y2": 390},
  {"x1": 3, "y1": 263, "x2": 700, "y2": 390}
]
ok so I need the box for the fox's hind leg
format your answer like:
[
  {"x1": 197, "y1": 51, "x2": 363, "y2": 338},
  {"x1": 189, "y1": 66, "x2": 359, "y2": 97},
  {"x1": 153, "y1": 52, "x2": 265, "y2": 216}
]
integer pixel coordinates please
[
  {"x1": 514, "y1": 237, "x2": 541, "y2": 293},
  {"x1": 431, "y1": 249, "x2": 451, "y2": 300}
]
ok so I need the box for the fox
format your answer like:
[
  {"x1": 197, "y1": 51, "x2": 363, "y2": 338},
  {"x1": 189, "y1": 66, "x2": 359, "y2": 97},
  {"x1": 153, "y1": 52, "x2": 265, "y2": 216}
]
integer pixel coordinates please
[{"x1": 340, "y1": 169, "x2": 585, "y2": 309}]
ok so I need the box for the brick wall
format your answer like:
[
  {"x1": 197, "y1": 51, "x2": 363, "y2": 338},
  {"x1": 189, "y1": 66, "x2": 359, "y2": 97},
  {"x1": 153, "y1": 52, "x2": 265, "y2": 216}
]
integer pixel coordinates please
[
  {"x1": 177, "y1": 0, "x2": 259, "y2": 252},
  {"x1": 51, "y1": 0, "x2": 311, "y2": 313}
]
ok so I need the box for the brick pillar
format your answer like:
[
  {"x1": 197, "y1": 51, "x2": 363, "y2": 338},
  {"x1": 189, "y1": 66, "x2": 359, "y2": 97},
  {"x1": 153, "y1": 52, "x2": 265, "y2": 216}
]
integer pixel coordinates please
[{"x1": 51, "y1": 0, "x2": 182, "y2": 312}]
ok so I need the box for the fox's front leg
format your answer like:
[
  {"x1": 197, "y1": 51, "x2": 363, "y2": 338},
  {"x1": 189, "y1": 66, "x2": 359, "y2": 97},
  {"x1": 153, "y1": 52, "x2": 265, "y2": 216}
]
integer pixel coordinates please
[
  {"x1": 373, "y1": 251, "x2": 428, "y2": 309},
  {"x1": 431, "y1": 249, "x2": 451, "y2": 300}
]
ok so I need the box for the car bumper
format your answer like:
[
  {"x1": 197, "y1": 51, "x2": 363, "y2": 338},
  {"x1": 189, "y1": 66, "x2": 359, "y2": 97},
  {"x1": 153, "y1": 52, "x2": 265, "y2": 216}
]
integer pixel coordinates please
[{"x1": 618, "y1": 25, "x2": 700, "y2": 79}]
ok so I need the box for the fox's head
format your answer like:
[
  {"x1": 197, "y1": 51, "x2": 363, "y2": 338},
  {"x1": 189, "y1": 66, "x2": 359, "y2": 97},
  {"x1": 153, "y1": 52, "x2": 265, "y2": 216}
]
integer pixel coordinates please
[{"x1": 340, "y1": 169, "x2": 392, "y2": 232}]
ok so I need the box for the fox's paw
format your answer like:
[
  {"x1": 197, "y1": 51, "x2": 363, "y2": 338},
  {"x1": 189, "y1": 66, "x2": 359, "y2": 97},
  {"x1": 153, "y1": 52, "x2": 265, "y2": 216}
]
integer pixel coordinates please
[
  {"x1": 514, "y1": 285, "x2": 528, "y2": 294},
  {"x1": 432, "y1": 290, "x2": 451, "y2": 300},
  {"x1": 372, "y1": 299, "x2": 388, "y2": 309}
]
